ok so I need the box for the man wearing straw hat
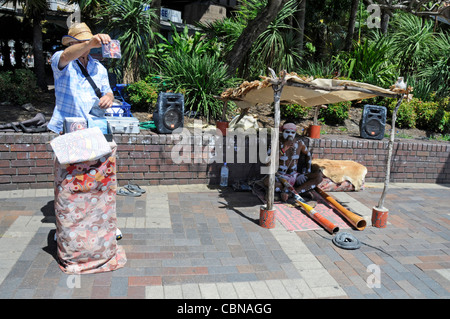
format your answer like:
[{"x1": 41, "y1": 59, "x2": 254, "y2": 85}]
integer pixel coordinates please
[
  {"x1": 49, "y1": 23, "x2": 124, "y2": 242},
  {"x1": 48, "y1": 22, "x2": 114, "y2": 134}
]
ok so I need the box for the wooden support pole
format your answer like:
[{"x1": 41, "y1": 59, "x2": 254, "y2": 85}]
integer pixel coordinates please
[
  {"x1": 377, "y1": 94, "x2": 405, "y2": 210},
  {"x1": 266, "y1": 69, "x2": 286, "y2": 211}
]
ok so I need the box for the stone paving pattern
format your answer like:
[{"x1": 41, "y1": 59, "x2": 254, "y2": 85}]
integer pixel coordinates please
[{"x1": 0, "y1": 183, "x2": 449, "y2": 299}]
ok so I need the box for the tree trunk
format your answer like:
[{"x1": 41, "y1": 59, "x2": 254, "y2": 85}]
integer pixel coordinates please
[
  {"x1": 122, "y1": 52, "x2": 140, "y2": 84},
  {"x1": 344, "y1": 0, "x2": 359, "y2": 51},
  {"x1": 151, "y1": 0, "x2": 161, "y2": 33},
  {"x1": 32, "y1": 17, "x2": 47, "y2": 91},
  {"x1": 225, "y1": 0, "x2": 290, "y2": 76},
  {"x1": 295, "y1": 0, "x2": 306, "y2": 53},
  {"x1": 148, "y1": 0, "x2": 161, "y2": 72},
  {"x1": 380, "y1": 9, "x2": 390, "y2": 34},
  {"x1": 315, "y1": 23, "x2": 327, "y2": 61}
]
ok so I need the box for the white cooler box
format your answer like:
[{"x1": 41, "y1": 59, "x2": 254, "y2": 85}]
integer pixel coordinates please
[{"x1": 106, "y1": 116, "x2": 140, "y2": 134}]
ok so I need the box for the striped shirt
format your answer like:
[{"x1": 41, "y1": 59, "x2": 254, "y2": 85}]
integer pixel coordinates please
[{"x1": 47, "y1": 50, "x2": 112, "y2": 133}]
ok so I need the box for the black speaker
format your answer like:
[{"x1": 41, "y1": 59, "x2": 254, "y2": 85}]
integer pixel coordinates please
[
  {"x1": 153, "y1": 92, "x2": 184, "y2": 134},
  {"x1": 360, "y1": 105, "x2": 386, "y2": 140}
]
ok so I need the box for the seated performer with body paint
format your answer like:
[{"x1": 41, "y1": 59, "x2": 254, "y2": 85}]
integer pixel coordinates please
[{"x1": 263, "y1": 122, "x2": 322, "y2": 202}]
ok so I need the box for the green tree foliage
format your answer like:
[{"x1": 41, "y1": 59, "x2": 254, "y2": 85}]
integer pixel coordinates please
[
  {"x1": 198, "y1": 0, "x2": 302, "y2": 79},
  {"x1": 0, "y1": 69, "x2": 38, "y2": 105},
  {"x1": 125, "y1": 79, "x2": 159, "y2": 112},
  {"x1": 248, "y1": 0, "x2": 302, "y2": 76},
  {"x1": 96, "y1": 0, "x2": 157, "y2": 83},
  {"x1": 151, "y1": 26, "x2": 239, "y2": 121},
  {"x1": 389, "y1": 13, "x2": 436, "y2": 78},
  {"x1": 319, "y1": 101, "x2": 351, "y2": 125},
  {"x1": 332, "y1": 33, "x2": 399, "y2": 87},
  {"x1": 3, "y1": 0, "x2": 448, "y2": 133},
  {"x1": 387, "y1": 96, "x2": 450, "y2": 134}
]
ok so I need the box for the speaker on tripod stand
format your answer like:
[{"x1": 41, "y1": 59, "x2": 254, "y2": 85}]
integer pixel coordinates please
[
  {"x1": 360, "y1": 105, "x2": 387, "y2": 140},
  {"x1": 153, "y1": 92, "x2": 184, "y2": 134}
]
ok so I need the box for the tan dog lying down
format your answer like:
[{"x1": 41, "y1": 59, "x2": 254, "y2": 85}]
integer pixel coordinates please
[{"x1": 312, "y1": 159, "x2": 367, "y2": 191}]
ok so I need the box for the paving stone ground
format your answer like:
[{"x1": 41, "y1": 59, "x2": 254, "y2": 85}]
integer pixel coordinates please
[{"x1": 0, "y1": 183, "x2": 449, "y2": 299}]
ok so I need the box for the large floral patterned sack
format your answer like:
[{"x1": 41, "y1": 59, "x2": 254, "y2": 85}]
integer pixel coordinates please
[{"x1": 54, "y1": 143, "x2": 126, "y2": 274}]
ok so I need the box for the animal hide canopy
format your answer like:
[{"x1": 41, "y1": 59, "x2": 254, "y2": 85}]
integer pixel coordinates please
[{"x1": 221, "y1": 73, "x2": 400, "y2": 109}]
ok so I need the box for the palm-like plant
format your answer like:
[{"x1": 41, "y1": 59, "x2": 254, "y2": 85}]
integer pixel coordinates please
[
  {"x1": 332, "y1": 32, "x2": 398, "y2": 87},
  {"x1": 297, "y1": 60, "x2": 335, "y2": 78},
  {"x1": 196, "y1": 0, "x2": 258, "y2": 59},
  {"x1": 197, "y1": 18, "x2": 245, "y2": 57},
  {"x1": 416, "y1": 32, "x2": 450, "y2": 99},
  {"x1": 156, "y1": 28, "x2": 238, "y2": 121},
  {"x1": 161, "y1": 53, "x2": 236, "y2": 121},
  {"x1": 96, "y1": 0, "x2": 157, "y2": 83},
  {"x1": 249, "y1": 0, "x2": 302, "y2": 76},
  {"x1": 389, "y1": 13, "x2": 435, "y2": 77},
  {"x1": 68, "y1": 0, "x2": 108, "y2": 22},
  {"x1": 154, "y1": 25, "x2": 222, "y2": 61},
  {"x1": 198, "y1": 0, "x2": 301, "y2": 78}
]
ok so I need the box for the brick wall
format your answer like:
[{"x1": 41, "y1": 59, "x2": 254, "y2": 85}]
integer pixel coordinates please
[
  {"x1": 0, "y1": 131, "x2": 449, "y2": 190},
  {"x1": 308, "y1": 136, "x2": 450, "y2": 183},
  {"x1": 0, "y1": 133, "x2": 55, "y2": 190}
]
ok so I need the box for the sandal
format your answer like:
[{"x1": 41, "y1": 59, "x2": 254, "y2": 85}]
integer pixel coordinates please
[
  {"x1": 117, "y1": 188, "x2": 141, "y2": 197},
  {"x1": 124, "y1": 183, "x2": 146, "y2": 194}
]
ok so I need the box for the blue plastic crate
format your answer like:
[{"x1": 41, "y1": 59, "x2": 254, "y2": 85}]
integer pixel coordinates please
[
  {"x1": 106, "y1": 102, "x2": 132, "y2": 117},
  {"x1": 113, "y1": 84, "x2": 128, "y2": 101}
]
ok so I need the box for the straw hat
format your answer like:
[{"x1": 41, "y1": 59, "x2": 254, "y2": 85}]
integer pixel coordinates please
[{"x1": 62, "y1": 23, "x2": 93, "y2": 46}]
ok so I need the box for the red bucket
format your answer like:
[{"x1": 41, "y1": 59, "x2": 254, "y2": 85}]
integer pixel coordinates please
[
  {"x1": 259, "y1": 206, "x2": 276, "y2": 229},
  {"x1": 309, "y1": 125, "x2": 321, "y2": 139},
  {"x1": 372, "y1": 207, "x2": 388, "y2": 228},
  {"x1": 216, "y1": 121, "x2": 229, "y2": 136}
]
